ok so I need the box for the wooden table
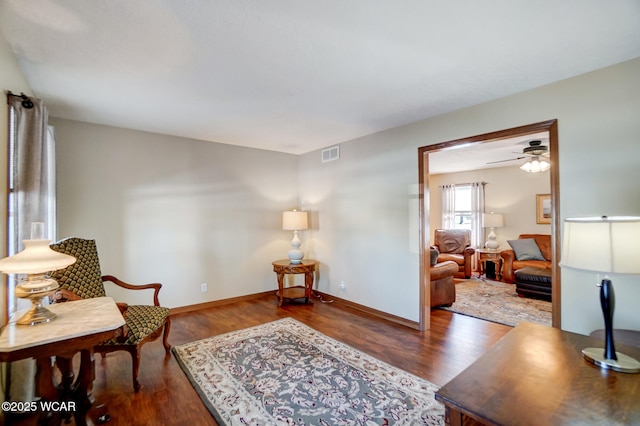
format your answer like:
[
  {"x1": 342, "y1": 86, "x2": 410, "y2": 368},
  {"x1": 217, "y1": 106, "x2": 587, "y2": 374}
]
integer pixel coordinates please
[
  {"x1": 0, "y1": 297, "x2": 125, "y2": 425},
  {"x1": 477, "y1": 249, "x2": 503, "y2": 280},
  {"x1": 435, "y1": 322, "x2": 640, "y2": 425},
  {"x1": 272, "y1": 259, "x2": 317, "y2": 306}
]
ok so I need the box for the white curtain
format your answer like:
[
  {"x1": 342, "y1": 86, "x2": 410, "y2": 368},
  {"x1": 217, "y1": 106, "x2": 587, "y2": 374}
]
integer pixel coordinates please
[
  {"x1": 7, "y1": 96, "x2": 56, "y2": 314},
  {"x1": 5, "y1": 94, "x2": 55, "y2": 405},
  {"x1": 470, "y1": 182, "x2": 485, "y2": 248},
  {"x1": 440, "y1": 184, "x2": 456, "y2": 229}
]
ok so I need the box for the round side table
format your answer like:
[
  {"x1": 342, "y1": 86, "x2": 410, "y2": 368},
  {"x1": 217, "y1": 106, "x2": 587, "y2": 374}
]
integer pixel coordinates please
[{"x1": 272, "y1": 259, "x2": 318, "y2": 306}]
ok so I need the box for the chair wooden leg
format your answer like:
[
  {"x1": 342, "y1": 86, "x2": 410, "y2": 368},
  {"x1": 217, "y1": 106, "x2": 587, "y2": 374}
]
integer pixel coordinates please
[
  {"x1": 162, "y1": 319, "x2": 171, "y2": 354},
  {"x1": 129, "y1": 347, "x2": 141, "y2": 393}
]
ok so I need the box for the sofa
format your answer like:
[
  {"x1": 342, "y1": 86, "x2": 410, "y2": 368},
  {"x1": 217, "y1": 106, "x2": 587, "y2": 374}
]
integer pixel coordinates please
[
  {"x1": 431, "y1": 229, "x2": 476, "y2": 279},
  {"x1": 429, "y1": 249, "x2": 459, "y2": 307},
  {"x1": 500, "y1": 234, "x2": 552, "y2": 283}
]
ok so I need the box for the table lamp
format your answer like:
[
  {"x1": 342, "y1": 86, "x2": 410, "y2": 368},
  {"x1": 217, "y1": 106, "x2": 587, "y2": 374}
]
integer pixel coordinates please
[
  {"x1": 0, "y1": 238, "x2": 76, "y2": 326},
  {"x1": 482, "y1": 212, "x2": 504, "y2": 250},
  {"x1": 560, "y1": 216, "x2": 640, "y2": 373},
  {"x1": 282, "y1": 209, "x2": 308, "y2": 264}
]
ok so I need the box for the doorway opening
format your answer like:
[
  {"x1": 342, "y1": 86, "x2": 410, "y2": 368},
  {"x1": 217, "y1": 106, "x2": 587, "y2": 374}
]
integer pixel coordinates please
[{"x1": 417, "y1": 120, "x2": 560, "y2": 331}]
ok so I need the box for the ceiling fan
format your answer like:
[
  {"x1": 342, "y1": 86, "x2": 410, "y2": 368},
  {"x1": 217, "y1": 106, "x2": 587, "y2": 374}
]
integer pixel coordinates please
[{"x1": 486, "y1": 140, "x2": 549, "y2": 165}]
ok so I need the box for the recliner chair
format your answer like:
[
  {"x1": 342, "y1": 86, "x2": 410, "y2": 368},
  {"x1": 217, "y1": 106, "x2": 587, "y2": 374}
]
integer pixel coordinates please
[{"x1": 431, "y1": 229, "x2": 476, "y2": 279}]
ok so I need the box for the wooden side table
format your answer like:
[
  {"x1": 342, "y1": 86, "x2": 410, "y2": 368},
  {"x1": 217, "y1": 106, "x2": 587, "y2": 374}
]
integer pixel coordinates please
[
  {"x1": 272, "y1": 259, "x2": 318, "y2": 306},
  {"x1": 0, "y1": 297, "x2": 125, "y2": 425},
  {"x1": 477, "y1": 249, "x2": 503, "y2": 280}
]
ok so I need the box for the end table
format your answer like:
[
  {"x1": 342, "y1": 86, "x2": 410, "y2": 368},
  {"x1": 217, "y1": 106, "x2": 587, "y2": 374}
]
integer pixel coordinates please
[
  {"x1": 0, "y1": 297, "x2": 125, "y2": 425},
  {"x1": 272, "y1": 259, "x2": 318, "y2": 306},
  {"x1": 477, "y1": 249, "x2": 503, "y2": 280}
]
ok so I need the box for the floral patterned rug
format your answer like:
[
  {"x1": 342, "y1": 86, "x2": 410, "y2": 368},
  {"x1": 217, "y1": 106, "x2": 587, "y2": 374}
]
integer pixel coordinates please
[
  {"x1": 172, "y1": 318, "x2": 444, "y2": 425},
  {"x1": 439, "y1": 278, "x2": 552, "y2": 327}
]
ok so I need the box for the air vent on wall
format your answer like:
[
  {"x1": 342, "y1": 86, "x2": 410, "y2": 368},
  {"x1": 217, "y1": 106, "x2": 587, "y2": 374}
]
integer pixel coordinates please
[{"x1": 321, "y1": 146, "x2": 340, "y2": 163}]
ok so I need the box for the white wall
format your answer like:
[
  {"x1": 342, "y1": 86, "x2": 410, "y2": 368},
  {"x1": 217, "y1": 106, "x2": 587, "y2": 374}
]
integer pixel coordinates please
[
  {"x1": 299, "y1": 136, "x2": 419, "y2": 320},
  {"x1": 52, "y1": 118, "x2": 299, "y2": 309},
  {"x1": 299, "y1": 57, "x2": 640, "y2": 334},
  {"x1": 430, "y1": 166, "x2": 551, "y2": 250}
]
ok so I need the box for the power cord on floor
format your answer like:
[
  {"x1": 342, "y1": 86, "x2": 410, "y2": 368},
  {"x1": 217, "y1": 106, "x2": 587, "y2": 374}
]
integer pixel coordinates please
[{"x1": 313, "y1": 291, "x2": 334, "y2": 303}]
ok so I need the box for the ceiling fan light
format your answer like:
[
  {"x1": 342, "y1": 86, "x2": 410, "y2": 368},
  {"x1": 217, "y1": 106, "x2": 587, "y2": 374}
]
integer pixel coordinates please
[{"x1": 520, "y1": 157, "x2": 550, "y2": 173}]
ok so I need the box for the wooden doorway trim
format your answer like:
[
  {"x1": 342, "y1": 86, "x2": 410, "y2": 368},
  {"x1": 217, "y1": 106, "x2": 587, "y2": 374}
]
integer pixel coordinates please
[{"x1": 417, "y1": 120, "x2": 560, "y2": 331}]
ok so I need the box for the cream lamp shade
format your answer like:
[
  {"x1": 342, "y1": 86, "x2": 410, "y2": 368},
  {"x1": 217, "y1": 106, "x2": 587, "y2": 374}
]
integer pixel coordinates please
[
  {"x1": 560, "y1": 216, "x2": 640, "y2": 373},
  {"x1": 282, "y1": 210, "x2": 309, "y2": 264},
  {"x1": 560, "y1": 216, "x2": 640, "y2": 274},
  {"x1": 482, "y1": 212, "x2": 504, "y2": 250},
  {"x1": 482, "y1": 213, "x2": 504, "y2": 229},
  {"x1": 0, "y1": 239, "x2": 76, "y2": 325},
  {"x1": 282, "y1": 210, "x2": 309, "y2": 231},
  {"x1": 0, "y1": 240, "x2": 76, "y2": 275}
]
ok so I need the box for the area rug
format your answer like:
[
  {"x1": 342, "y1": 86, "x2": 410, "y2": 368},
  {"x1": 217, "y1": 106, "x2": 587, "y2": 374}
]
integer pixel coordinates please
[
  {"x1": 439, "y1": 279, "x2": 552, "y2": 327},
  {"x1": 172, "y1": 318, "x2": 444, "y2": 425}
]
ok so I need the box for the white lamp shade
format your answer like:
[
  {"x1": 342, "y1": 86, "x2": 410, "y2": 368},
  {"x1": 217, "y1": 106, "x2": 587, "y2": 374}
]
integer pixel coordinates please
[
  {"x1": 282, "y1": 210, "x2": 308, "y2": 231},
  {"x1": 0, "y1": 240, "x2": 76, "y2": 274},
  {"x1": 560, "y1": 216, "x2": 640, "y2": 274},
  {"x1": 482, "y1": 213, "x2": 504, "y2": 228}
]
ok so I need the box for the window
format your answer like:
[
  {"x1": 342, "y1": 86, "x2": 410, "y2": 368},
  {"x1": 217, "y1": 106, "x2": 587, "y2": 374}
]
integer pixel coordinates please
[
  {"x1": 440, "y1": 182, "x2": 485, "y2": 248},
  {"x1": 452, "y1": 185, "x2": 472, "y2": 230}
]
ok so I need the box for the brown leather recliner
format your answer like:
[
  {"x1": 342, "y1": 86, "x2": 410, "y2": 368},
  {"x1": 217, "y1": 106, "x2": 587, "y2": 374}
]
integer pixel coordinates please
[
  {"x1": 500, "y1": 234, "x2": 552, "y2": 283},
  {"x1": 431, "y1": 229, "x2": 476, "y2": 279}
]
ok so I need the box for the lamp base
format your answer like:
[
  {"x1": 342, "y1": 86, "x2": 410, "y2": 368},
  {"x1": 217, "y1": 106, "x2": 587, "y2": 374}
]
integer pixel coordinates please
[
  {"x1": 16, "y1": 303, "x2": 57, "y2": 326},
  {"x1": 582, "y1": 347, "x2": 640, "y2": 373},
  {"x1": 287, "y1": 249, "x2": 304, "y2": 264},
  {"x1": 14, "y1": 278, "x2": 59, "y2": 326}
]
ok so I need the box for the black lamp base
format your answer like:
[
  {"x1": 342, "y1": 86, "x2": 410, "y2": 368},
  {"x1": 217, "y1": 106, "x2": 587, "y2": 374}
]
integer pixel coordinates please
[{"x1": 582, "y1": 347, "x2": 640, "y2": 373}]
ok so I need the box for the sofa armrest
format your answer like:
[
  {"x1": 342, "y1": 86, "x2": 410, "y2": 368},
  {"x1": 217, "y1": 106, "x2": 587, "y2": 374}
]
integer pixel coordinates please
[
  {"x1": 461, "y1": 246, "x2": 475, "y2": 278},
  {"x1": 501, "y1": 250, "x2": 516, "y2": 283}
]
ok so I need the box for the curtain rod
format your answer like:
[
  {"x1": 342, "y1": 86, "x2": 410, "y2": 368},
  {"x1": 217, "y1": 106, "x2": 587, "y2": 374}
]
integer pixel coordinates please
[
  {"x1": 439, "y1": 181, "x2": 487, "y2": 187},
  {"x1": 6, "y1": 91, "x2": 34, "y2": 109}
]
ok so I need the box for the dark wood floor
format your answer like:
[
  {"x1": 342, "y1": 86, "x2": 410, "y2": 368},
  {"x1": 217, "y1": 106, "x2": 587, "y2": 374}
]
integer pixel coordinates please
[{"x1": 10, "y1": 294, "x2": 511, "y2": 425}]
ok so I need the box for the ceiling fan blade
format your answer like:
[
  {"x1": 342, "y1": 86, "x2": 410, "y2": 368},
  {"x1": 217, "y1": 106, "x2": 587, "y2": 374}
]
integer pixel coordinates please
[{"x1": 486, "y1": 156, "x2": 526, "y2": 165}]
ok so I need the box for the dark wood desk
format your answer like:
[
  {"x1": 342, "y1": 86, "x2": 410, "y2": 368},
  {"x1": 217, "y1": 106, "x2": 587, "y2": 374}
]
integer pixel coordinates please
[
  {"x1": 272, "y1": 259, "x2": 317, "y2": 306},
  {"x1": 0, "y1": 297, "x2": 125, "y2": 425},
  {"x1": 436, "y1": 322, "x2": 640, "y2": 425}
]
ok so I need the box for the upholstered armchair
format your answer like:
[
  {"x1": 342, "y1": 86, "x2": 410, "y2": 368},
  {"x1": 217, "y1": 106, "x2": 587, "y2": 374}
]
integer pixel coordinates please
[
  {"x1": 431, "y1": 229, "x2": 476, "y2": 279},
  {"x1": 429, "y1": 249, "x2": 459, "y2": 307},
  {"x1": 50, "y1": 237, "x2": 171, "y2": 392},
  {"x1": 500, "y1": 234, "x2": 552, "y2": 283}
]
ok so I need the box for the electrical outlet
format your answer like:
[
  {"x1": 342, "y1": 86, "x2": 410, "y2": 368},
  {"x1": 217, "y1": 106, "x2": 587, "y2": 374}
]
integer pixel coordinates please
[
  {"x1": 200, "y1": 283, "x2": 208, "y2": 293},
  {"x1": 339, "y1": 280, "x2": 346, "y2": 290}
]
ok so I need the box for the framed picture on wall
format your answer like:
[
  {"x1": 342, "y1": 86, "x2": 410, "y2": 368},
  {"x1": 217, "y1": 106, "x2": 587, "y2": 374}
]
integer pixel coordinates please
[{"x1": 536, "y1": 194, "x2": 551, "y2": 224}]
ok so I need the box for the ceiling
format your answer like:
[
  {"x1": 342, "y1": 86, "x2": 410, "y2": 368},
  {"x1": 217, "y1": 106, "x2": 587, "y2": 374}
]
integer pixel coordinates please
[
  {"x1": 1, "y1": 1, "x2": 639, "y2": 155},
  {"x1": 429, "y1": 132, "x2": 549, "y2": 175}
]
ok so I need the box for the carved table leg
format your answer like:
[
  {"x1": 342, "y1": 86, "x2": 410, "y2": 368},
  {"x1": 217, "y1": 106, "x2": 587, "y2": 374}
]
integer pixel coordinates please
[
  {"x1": 76, "y1": 348, "x2": 110, "y2": 425},
  {"x1": 304, "y1": 271, "x2": 313, "y2": 304},
  {"x1": 277, "y1": 271, "x2": 285, "y2": 306},
  {"x1": 35, "y1": 357, "x2": 63, "y2": 426}
]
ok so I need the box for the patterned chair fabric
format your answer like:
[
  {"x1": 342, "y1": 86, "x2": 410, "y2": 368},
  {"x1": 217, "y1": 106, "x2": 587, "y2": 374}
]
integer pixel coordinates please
[
  {"x1": 50, "y1": 238, "x2": 106, "y2": 299},
  {"x1": 103, "y1": 304, "x2": 170, "y2": 346},
  {"x1": 50, "y1": 237, "x2": 171, "y2": 392}
]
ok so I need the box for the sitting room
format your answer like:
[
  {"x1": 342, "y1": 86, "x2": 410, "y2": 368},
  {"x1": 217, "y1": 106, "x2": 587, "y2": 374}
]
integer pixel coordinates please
[
  {"x1": 1, "y1": 2, "x2": 640, "y2": 425},
  {"x1": 427, "y1": 142, "x2": 554, "y2": 326}
]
